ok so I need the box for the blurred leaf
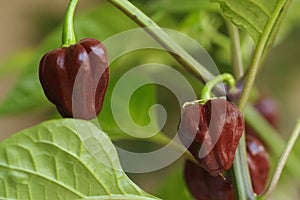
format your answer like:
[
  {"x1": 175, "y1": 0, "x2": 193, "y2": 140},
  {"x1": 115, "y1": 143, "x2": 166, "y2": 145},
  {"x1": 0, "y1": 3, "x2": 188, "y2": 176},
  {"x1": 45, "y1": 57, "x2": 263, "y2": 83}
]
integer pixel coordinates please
[
  {"x1": 179, "y1": 11, "x2": 230, "y2": 66},
  {"x1": 155, "y1": 164, "x2": 193, "y2": 200},
  {"x1": 277, "y1": 0, "x2": 300, "y2": 43},
  {"x1": 98, "y1": 73, "x2": 158, "y2": 140},
  {"x1": 0, "y1": 49, "x2": 35, "y2": 78},
  {"x1": 0, "y1": 118, "x2": 158, "y2": 200},
  {"x1": 147, "y1": 0, "x2": 216, "y2": 14}
]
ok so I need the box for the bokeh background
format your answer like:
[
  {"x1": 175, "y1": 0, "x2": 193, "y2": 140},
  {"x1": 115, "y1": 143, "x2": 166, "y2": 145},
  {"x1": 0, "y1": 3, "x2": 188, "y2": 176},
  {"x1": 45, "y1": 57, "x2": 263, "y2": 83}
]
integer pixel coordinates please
[{"x1": 0, "y1": 0, "x2": 300, "y2": 199}]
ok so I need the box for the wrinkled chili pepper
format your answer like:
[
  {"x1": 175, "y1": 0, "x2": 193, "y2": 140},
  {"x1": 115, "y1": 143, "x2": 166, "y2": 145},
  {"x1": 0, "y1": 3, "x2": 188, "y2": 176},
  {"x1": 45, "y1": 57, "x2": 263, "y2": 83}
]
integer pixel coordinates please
[
  {"x1": 179, "y1": 98, "x2": 244, "y2": 175},
  {"x1": 184, "y1": 159, "x2": 234, "y2": 200},
  {"x1": 184, "y1": 134, "x2": 269, "y2": 199},
  {"x1": 39, "y1": 38, "x2": 109, "y2": 119}
]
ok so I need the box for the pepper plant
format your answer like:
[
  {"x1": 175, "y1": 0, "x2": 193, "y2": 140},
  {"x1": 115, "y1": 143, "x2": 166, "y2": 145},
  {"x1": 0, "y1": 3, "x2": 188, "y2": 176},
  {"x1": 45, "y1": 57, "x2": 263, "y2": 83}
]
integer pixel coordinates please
[{"x1": 0, "y1": 0, "x2": 300, "y2": 200}]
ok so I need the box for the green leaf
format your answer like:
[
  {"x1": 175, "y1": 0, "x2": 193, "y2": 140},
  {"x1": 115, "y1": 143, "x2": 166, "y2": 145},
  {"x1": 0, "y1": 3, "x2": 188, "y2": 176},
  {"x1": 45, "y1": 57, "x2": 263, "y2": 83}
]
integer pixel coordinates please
[
  {"x1": 0, "y1": 119, "x2": 158, "y2": 200},
  {"x1": 79, "y1": 195, "x2": 158, "y2": 200},
  {"x1": 211, "y1": 0, "x2": 291, "y2": 63}
]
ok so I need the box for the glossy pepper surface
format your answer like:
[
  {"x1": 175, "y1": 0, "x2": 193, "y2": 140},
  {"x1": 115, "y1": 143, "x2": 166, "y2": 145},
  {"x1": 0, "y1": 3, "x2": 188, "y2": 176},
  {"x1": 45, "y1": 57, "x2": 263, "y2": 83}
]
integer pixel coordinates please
[
  {"x1": 179, "y1": 98, "x2": 244, "y2": 175},
  {"x1": 246, "y1": 134, "x2": 270, "y2": 195},
  {"x1": 39, "y1": 38, "x2": 109, "y2": 119}
]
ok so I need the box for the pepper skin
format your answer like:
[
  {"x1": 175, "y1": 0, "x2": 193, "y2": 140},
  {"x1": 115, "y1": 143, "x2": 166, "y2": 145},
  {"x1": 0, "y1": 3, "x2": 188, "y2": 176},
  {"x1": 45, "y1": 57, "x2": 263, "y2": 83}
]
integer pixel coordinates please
[
  {"x1": 184, "y1": 134, "x2": 269, "y2": 199},
  {"x1": 184, "y1": 160, "x2": 234, "y2": 200},
  {"x1": 246, "y1": 134, "x2": 270, "y2": 195},
  {"x1": 179, "y1": 98, "x2": 244, "y2": 175},
  {"x1": 39, "y1": 38, "x2": 109, "y2": 119}
]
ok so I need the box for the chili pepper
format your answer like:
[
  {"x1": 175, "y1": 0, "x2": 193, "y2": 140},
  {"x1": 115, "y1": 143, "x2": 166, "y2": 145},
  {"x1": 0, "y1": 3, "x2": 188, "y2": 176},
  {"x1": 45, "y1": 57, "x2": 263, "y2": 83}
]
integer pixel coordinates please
[
  {"x1": 179, "y1": 98, "x2": 244, "y2": 175},
  {"x1": 246, "y1": 96, "x2": 279, "y2": 137},
  {"x1": 39, "y1": 38, "x2": 109, "y2": 119},
  {"x1": 184, "y1": 134, "x2": 269, "y2": 199},
  {"x1": 246, "y1": 134, "x2": 270, "y2": 195},
  {"x1": 184, "y1": 159, "x2": 234, "y2": 200}
]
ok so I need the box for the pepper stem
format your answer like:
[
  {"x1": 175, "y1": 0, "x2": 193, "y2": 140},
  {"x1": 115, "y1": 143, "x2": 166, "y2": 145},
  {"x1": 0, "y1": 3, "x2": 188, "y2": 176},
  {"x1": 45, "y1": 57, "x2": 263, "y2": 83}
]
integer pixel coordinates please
[
  {"x1": 259, "y1": 119, "x2": 300, "y2": 199},
  {"x1": 62, "y1": 0, "x2": 78, "y2": 47},
  {"x1": 200, "y1": 73, "x2": 236, "y2": 101}
]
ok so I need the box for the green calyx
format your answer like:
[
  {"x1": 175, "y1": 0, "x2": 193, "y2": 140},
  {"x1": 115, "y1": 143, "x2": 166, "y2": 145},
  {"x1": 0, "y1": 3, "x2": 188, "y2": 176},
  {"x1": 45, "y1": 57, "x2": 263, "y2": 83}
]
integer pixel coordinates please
[
  {"x1": 200, "y1": 73, "x2": 236, "y2": 102},
  {"x1": 62, "y1": 0, "x2": 78, "y2": 47}
]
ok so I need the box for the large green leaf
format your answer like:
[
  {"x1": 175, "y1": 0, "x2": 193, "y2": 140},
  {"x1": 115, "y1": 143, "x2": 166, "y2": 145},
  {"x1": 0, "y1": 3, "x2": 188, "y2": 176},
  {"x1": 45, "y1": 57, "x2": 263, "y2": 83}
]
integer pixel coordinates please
[{"x1": 0, "y1": 119, "x2": 158, "y2": 200}]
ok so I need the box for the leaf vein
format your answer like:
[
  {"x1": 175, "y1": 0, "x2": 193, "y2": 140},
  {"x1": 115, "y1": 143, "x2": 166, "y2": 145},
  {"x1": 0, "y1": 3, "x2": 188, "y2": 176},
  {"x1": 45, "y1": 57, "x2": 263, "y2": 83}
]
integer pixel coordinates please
[
  {"x1": 0, "y1": 164, "x2": 85, "y2": 198},
  {"x1": 248, "y1": 0, "x2": 271, "y2": 17},
  {"x1": 37, "y1": 140, "x2": 111, "y2": 195},
  {"x1": 225, "y1": 5, "x2": 263, "y2": 34}
]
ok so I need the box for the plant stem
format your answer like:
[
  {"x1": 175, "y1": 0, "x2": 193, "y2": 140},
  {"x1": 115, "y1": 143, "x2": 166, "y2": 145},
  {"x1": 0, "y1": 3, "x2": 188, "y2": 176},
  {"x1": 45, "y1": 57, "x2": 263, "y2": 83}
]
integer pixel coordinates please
[
  {"x1": 259, "y1": 119, "x2": 300, "y2": 199},
  {"x1": 227, "y1": 23, "x2": 244, "y2": 78},
  {"x1": 227, "y1": 21, "x2": 254, "y2": 200},
  {"x1": 232, "y1": 134, "x2": 255, "y2": 200},
  {"x1": 62, "y1": 0, "x2": 78, "y2": 47},
  {"x1": 200, "y1": 73, "x2": 236, "y2": 100},
  {"x1": 149, "y1": 133, "x2": 198, "y2": 164},
  {"x1": 105, "y1": 0, "x2": 215, "y2": 83},
  {"x1": 237, "y1": 1, "x2": 288, "y2": 111},
  {"x1": 245, "y1": 105, "x2": 300, "y2": 179},
  {"x1": 111, "y1": 132, "x2": 197, "y2": 164}
]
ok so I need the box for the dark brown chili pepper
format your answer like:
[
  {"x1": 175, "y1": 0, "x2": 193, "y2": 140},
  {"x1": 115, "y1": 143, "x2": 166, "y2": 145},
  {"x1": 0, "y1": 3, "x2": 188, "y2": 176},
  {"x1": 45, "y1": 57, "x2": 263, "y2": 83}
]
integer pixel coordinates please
[
  {"x1": 184, "y1": 159, "x2": 234, "y2": 200},
  {"x1": 179, "y1": 98, "x2": 244, "y2": 175},
  {"x1": 246, "y1": 134, "x2": 270, "y2": 195},
  {"x1": 39, "y1": 38, "x2": 109, "y2": 119},
  {"x1": 183, "y1": 134, "x2": 270, "y2": 199}
]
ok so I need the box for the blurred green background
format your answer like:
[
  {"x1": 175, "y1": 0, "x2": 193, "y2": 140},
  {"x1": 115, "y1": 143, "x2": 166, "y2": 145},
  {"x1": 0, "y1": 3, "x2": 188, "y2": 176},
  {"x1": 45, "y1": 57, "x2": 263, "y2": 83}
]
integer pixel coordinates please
[{"x1": 0, "y1": 0, "x2": 300, "y2": 199}]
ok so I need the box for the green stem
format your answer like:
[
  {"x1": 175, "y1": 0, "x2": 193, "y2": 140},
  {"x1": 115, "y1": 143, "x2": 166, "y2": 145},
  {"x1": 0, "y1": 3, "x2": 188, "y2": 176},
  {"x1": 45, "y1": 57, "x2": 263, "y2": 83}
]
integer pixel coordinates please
[
  {"x1": 111, "y1": 132, "x2": 197, "y2": 164},
  {"x1": 62, "y1": 0, "x2": 78, "y2": 47},
  {"x1": 149, "y1": 133, "x2": 198, "y2": 164},
  {"x1": 200, "y1": 73, "x2": 236, "y2": 100},
  {"x1": 105, "y1": 0, "x2": 215, "y2": 83},
  {"x1": 228, "y1": 22, "x2": 254, "y2": 200},
  {"x1": 232, "y1": 134, "x2": 255, "y2": 200},
  {"x1": 230, "y1": 138, "x2": 253, "y2": 200},
  {"x1": 259, "y1": 119, "x2": 300, "y2": 199},
  {"x1": 227, "y1": 23, "x2": 244, "y2": 78},
  {"x1": 237, "y1": 1, "x2": 287, "y2": 111}
]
